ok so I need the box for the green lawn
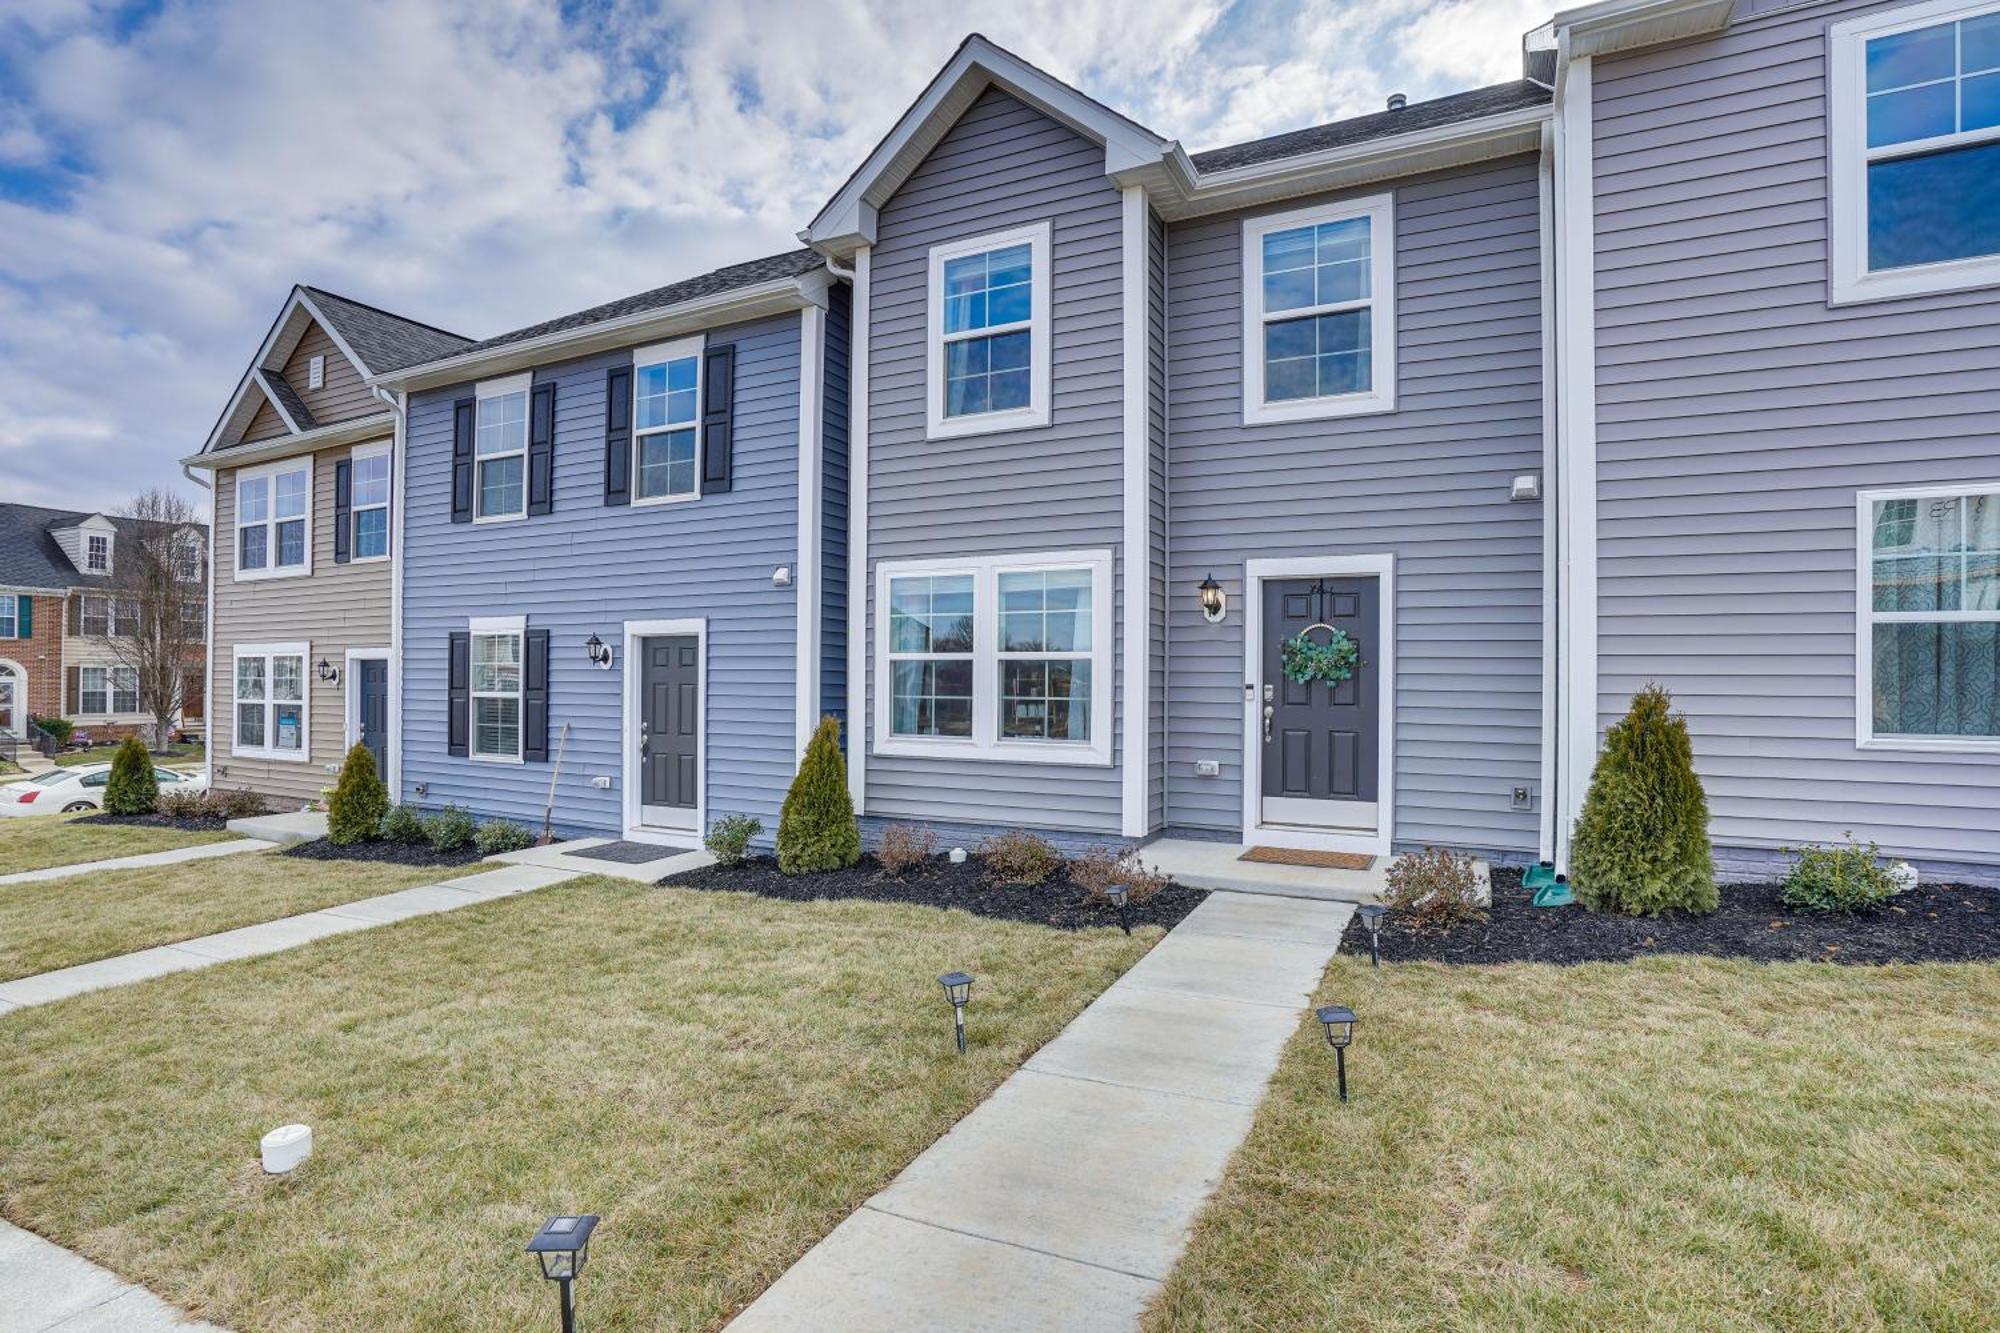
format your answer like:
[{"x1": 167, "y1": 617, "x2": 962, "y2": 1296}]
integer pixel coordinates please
[
  {"x1": 0, "y1": 849, "x2": 484, "y2": 982},
  {"x1": 1147, "y1": 955, "x2": 2000, "y2": 1332},
  {"x1": 0, "y1": 878, "x2": 1157, "y2": 1330},
  {"x1": 0, "y1": 811, "x2": 234, "y2": 876}
]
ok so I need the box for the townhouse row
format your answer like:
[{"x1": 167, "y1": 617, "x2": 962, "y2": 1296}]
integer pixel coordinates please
[{"x1": 183, "y1": 0, "x2": 2000, "y2": 882}]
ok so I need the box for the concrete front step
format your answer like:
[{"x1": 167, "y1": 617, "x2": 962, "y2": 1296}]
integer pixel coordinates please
[
  {"x1": 225, "y1": 810, "x2": 328, "y2": 845},
  {"x1": 1139, "y1": 837, "x2": 1388, "y2": 903}
]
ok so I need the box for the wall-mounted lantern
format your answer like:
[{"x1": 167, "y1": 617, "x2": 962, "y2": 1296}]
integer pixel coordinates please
[
  {"x1": 314, "y1": 658, "x2": 339, "y2": 685},
  {"x1": 584, "y1": 634, "x2": 613, "y2": 670},
  {"x1": 1198, "y1": 574, "x2": 1227, "y2": 624}
]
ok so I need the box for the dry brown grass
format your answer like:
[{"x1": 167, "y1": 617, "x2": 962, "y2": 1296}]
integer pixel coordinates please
[
  {"x1": 1146, "y1": 955, "x2": 2000, "y2": 1332},
  {"x1": 0, "y1": 876, "x2": 1156, "y2": 1331},
  {"x1": 0, "y1": 811, "x2": 234, "y2": 876}
]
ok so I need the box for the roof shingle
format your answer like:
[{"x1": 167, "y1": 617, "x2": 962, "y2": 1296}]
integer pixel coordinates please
[
  {"x1": 302, "y1": 287, "x2": 475, "y2": 375},
  {"x1": 1190, "y1": 80, "x2": 1553, "y2": 174}
]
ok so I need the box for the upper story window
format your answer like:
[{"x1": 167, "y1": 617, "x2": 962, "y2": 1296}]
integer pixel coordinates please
[
  {"x1": 1858, "y1": 483, "x2": 2000, "y2": 749},
  {"x1": 1242, "y1": 193, "x2": 1396, "y2": 424},
  {"x1": 0, "y1": 597, "x2": 17, "y2": 638},
  {"x1": 236, "y1": 458, "x2": 311, "y2": 579},
  {"x1": 79, "y1": 595, "x2": 140, "y2": 638},
  {"x1": 86, "y1": 534, "x2": 110, "y2": 572},
  {"x1": 633, "y1": 338, "x2": 702, "y2": 504},
  {"x1": 350, "y1": 444, "x2": 391, "y2": 560},
  {"x1": 1831, "y1": 0, "x2": 2000, "y2": 302},
  {"x1": 926, "y1": 222, "x2": 1051, "y2": 440},
  {"x1": 475, "y1": 374, "x2": 529, "y2": 522}
]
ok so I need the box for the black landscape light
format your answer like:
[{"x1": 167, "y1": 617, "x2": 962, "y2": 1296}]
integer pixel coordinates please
[
  {"x1": 1107, "y1": 883, "x2": 1132, "y2": 935},
  {"x1": 1356, "y1": 903, "x2": 1388, "y2": 966},
  {"x1": 939, "y1": 971, "x2": 974, "y2": 1054},
  {"x1": 1316, "y1": 1005, "x2": 1358, "y2": 1102},
  {"x1": 525, "y1": 1214, "x2": 598, "y2": 1333}
]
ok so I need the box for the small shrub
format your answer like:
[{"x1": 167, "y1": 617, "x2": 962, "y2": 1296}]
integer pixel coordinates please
[
  {"x1": 876, "y1": 823, "x2": 939, "y2": 877},
  {"x1": 381, "y1": 803, "x2": 428, "y2": 844},
  {"x1": 206, "y1": 788, "x2": 267, "y2": 819},
  {"x1": 1383, "y1": 846, "x2": 1488, "y2": 931},
  {"x1": 777, "y1": 716, "x2": 861, "y2": 874},
  {"x1": 978, "y1": 828, "x2": 1063, "y2": 887},
  {"x1": 424, "y1": 805, "x2": 477, "y2": 853},
  {"x1": 1569, "y1": 683, "x2": 1718, "y2": 917},
  {"x1": 156, "y1": 788, "x2": 204, "y2": 819},
  {"x1": 474, "y1": 819, "x2": 536, "y2": 855},
  {"x1": 37, "y1": 717, "x2": 74, "y2": 747},
  {"x1": 326, "y1": 744, "x2": 389, "y2": 844},
  {"x1": 705, "y1": 814, "x2": 762, "y2": 868},
  {"x1": 102, "y1": 737, "x2": 158, "y2": 816},
  {"x1": 1782, "y1": 834, "x2": 1899, "y2": 913},
  {"x1": 1067, "y1": 845, "x2": 1173, "y2": 904}
]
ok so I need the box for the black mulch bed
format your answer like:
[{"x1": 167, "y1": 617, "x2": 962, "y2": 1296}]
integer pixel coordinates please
[
  {"x1": 72, "y1": 811, "x2": 235, "y2": 833},
  {"x1": 1343, "y1": 867, "x2": 2000, "y2": 967},
  {"x1": 281, "y1": 837, "x2": 487, "y2": 867},
  {"x1": 662, "y1": 855, "x2": 1208, "y2": 932}
]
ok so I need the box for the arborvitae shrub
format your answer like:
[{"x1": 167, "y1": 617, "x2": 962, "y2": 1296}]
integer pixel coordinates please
[
  {"x1": 777, "y1": 716, "x2": 860, "y2": 874},
  {"x1": 102, "y1": 736, "x2": 158, "y2": 816},
  {"x1": 326, "y1": 744, "x2": 389, "y2": 844},
  {"x1": 1569, "y1": 683, "x2": 1717, "y2": 916}
]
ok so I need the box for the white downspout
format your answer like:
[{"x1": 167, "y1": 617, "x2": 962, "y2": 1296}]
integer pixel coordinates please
[
  {"x1": 371, "y1": 384, "x2": 408, "y2": 802},
  {"x1": 183, "y1": 461, "x2": 215, "y2": 793}
]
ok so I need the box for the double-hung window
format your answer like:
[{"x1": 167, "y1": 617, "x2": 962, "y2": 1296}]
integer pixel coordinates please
[
  {"x1": 1832, "y1": 0, "x2": 2000, "y2": 301},
  {"x1": 78, "y1": 666, "x2": 137, "y2": 715},
  {"x1": 470, "y1": 617, "x2": 525, "y2": 761},
  {"x1": 236, "y1": 458, "x2": 310, "y2": 578},
  {"x1": 633, "y1": 339, "x2": 702, "y2": 503},
  {"x1": 926, "y1": 222, "x2": 1051, "y2": 439},
  {"x1": 0, "y1": 598, "x2": 15, "y2": 638},
  {"x1": 1860, "y1": 485, "x2": 2000, "y2": 748},
  {"x1": 475, "y1": 375, "x2": 529, "y2": 521},
  {"x1": 78, "y1": 595, "x2": 138, "y2": 638},
  {"x1": 86, "y1": 534, "x2": 109, "y2": 572},
  {"x1": 350, "y1": 444, "x2": 391, "y2": 560},
  {"x1": 233, "y1": 643, "x2": 307, "y2": 759},
  {"x1": 876, "y1": 550, "x2": 1111, "y2": 764},
  {"x1": 1243, "y1": 193, "x2": 1396, "y2": 423}
]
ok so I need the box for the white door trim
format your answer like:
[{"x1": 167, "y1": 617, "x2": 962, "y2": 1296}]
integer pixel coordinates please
[
  {"x1": 0, "y1": 658, "x2": 25, "y2": 738},
  {"x1": 342, "y1": 647, "x2": 391, "y2": 759},
  {"x1": 1241, "y1": 554, "x2": 1396, "y2": 856},
  {"x1": 621, "y1": 618, "x2": 706, "y2": 848}
]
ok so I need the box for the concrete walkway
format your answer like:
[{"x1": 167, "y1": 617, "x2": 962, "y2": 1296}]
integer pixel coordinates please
[
  {"x1": 727, "y1": 890, "x2": 1354, "y2": 1332},
  {"x1": 223, "y1": 811, "x2": 327, "y2": 846},
  {"x1": 0, "y1": 863, "x2": 578, "y2": 1013},
  {"x1": 489, "y1": 836, "x2": 712, "y2": 884},
  {"x1": 1, "y1": 1220, "x2": 223, "y2": 1332},
  {"x1": 0, "y1": 839, "x2": 274, "y2": 888}
]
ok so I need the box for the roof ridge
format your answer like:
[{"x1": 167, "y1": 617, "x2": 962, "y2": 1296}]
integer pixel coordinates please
[{"x1": 301, "y1": 285, "x2": 472, "y2": 343}]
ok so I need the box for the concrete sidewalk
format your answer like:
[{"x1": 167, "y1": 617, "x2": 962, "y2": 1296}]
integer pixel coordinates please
[
  {"x1": 1, "y1": 1220, "x2": 222, "y2": 1332},
  {"x1": 0, "y1": 863, "x2": 578, "y2": 1013},
  {"x1": 725, "y1": 890, "x2": 1353, "y2": 1332},
  {"x1": 0, "y1": 839, "x2": 273, "y2": 888}
]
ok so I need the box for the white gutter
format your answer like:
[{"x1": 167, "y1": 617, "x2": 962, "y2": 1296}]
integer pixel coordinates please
[
  {"x1": 372, "y1": 384, "x2": 408, "y2": 802},
  {"x1": 1552, "y1": 0, "x2": 1733, "y2": 57}
]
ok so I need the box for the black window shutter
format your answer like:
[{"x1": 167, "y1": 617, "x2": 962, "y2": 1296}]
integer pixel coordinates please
[
  {"x1": 451, "y1": 398, "x2": 476, "y2": 523},
  {"x1": 65, "y1": 665, "x2": 79, "y2": 714},
  {"x1": 333, "y1": 460, "x2": 352, "y2": 564},
  {"x1": 528, "y1": 381, "x2": 557, "y2": 516},
  {"x1": 447, "y1": 631, "x2": 470, "y2": 757},
  {"x1": 701, "y1": 344, "x2": 735, "y2": 494},
  {"x1": 523, "y1": 629, "x2": 551, "y2": 762},
  {"x1": 603, "y1": 366, "x2": 631, "y2": 506},
  {"x1": 67, "y1": 595, "x2": 81, "y2": 636}
]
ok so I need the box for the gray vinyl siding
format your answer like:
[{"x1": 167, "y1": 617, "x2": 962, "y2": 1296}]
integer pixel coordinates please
[
  {"x1": 1147, "y1": 208, "x2": 1168, "y2": 833},
  {"x1": 862, "y1": 86, "x2": 1127, "y2": 836},
  {"x1": 1592, "y1": 0, "x2": 2000, "y2": 868},
  {"x1": 821, "y1": 283, "x2": 851, "y2": 731},
  {"x1": 400, "y1": 312, "x2": 805, "y2": 836},
  {"x1": 1165, "y1": 156, "x2": 1546, "y2": 853}
]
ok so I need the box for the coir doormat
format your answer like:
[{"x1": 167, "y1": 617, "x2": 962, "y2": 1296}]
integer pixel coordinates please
[
  {"x1": 562, "y1": 840, "x2": 687, "y2": 864},
  {"x1": 1238, "y1": 846, "x2": 1375, "y2": 871}
]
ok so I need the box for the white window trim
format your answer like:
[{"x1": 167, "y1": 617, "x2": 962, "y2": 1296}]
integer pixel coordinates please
[
  {"x1": 1829, "y1": 0, "x2": 2000, "y2": 305},
  {"x1": 231, "y1": 641, "x2": 311, "y2": 763},
  {"x1": 1241, "y1": 193, "x2": 1397, "y2": 424},
  {"x1": 0, "y1": 598, "x2": 15, "y2": 639},
  {"x1": 472, "y1": 373, "x2": 532, "y2": 525},
  {"x1": 631, "y1": 335, "x2": 705, "y2": 507},
  {"x1": 621, "y1": 617, "x2": 707, "y2": 848},
  {"x1": 925, "y1": 221, "x2": 1053, "y2": 441},
  {"x1": 469, "y1": 614, "x2": 527, "y2": 765},
  {"x1": 872, "y1": 548, "x2": 1114, "y2": 767},
  {"x1": 85, "y1": 533, "x2": 111, "y2": 573},
  {"x1": 76, "y1": 664, "x2": 138, "y2": 718},
  {"x1": 348, "y1": 440, "x2": 393, "y2": 564},
  {"x1": 1854, "y1": 481, "x2": 2000, "y2": 752},
  {"x1": 234, "y1": 456, "x2": 314, "y2": 582}
]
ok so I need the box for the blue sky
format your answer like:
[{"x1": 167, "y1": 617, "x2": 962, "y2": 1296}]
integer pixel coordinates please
[{"x1": 0, "y1": 0, "x2": 1545, "y2": 515}]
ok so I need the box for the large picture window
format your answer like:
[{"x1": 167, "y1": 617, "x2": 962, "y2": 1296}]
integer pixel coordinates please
[
  {"x1": 233, "y1": 643, "x2": 308, "y2": 760},
  {"x1": 875, "y1": 550, "x2": 1112, "y2": 765},
  {"x1": 1242, "y1": 194, "x2": 1396, "y2": 423},
  {"x1": 1859, "y1": 485, "x2": 2000, "y2": 748},
  {"x1": 1832, "y1": 0, "x2": 2000, "y2": 301},
  {"x1": 632, "y1": 338, "x2": 702, "y2": 503},
  {"x1": 475, "y1": 374, "x2": 529, "y2": 521},
  {"x1": 470, "y1": 618, "x2": 525, "y2": 762},
  {"x1": 926, "y1": 222, "x2": 1051, "y2": 439},
  {"x1": 236, "y1": 458, "x2": 310, "y2": 578}
]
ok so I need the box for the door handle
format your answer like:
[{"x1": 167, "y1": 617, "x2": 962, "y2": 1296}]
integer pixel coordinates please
[
  {"x1": 639, "y1": 721, "x2": 649, "y2": 759},
  {"x1": 1262, "y1": 703, "x2": 1274, "y2": 743}
]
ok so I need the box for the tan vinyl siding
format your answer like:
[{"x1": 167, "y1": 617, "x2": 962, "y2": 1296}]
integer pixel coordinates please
[
  {"x1": 284, "y1": 320, "x2": 378, "y2": 426},
  {"x1": 243, "y1": 397, "x2": 287, "y2": 444},
  {"x1": 211, "y1": 441, "x2": 391, "y2": 804}
]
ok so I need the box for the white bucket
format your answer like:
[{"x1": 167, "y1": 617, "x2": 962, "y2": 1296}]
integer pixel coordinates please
[
  {"x1": 261, "y1": 1123, "x2": 312, "y2": 1174},
  {"x1": 949, "y1": 847, "x2": 968, "y2": 864}
]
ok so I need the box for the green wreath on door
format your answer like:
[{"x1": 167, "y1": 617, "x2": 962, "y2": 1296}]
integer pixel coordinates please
[{"x1": 1280, "y1": 624, "x2": 1360, "y2": 686}]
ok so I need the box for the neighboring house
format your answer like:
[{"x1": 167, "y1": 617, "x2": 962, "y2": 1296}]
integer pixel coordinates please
[
  {"x1": 181, "y1": 287, "x2": 470, "y2": 805},
  {"x1": 0, "y1": 503, "x2": 206, "y2": 742}
]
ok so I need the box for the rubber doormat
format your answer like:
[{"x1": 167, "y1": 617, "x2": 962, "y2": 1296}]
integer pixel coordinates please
[
  {"x1": 1238, "y1": 846, "x2": 1375, "y2": 871},
  {"x1": 561, "y1": 840, "x2": 687, "y2": 864}
]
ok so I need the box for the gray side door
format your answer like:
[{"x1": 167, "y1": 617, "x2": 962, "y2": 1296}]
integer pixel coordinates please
[
  {"x1": 641, "y1": 635, "x2": 700, "y2": 829},
  {"x1": 357, "y1": 659, "x2": 389, "y2": 775},
  {"x1": 1261, "y1": 577, "x2": 1380, "y2": 830}
]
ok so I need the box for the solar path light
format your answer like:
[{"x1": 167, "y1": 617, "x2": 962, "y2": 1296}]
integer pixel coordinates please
[
  {"x1": 1316, "y1": 1005, "x2": 1358, "y2": 1102},
  {"x1": 939, "y1": 971, "x2": 974, "y2": 1054},
  {"x1": 525, "y1": 1213, "x2": 598, "y2": 1333}
]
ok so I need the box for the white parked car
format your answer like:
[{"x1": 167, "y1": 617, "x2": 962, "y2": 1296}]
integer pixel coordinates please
[{"x1": 0, "y1": 764, "x2": 209, "y2": 816}]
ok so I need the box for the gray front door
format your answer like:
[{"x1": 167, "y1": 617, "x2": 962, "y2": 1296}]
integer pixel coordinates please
[
  {"x1": 357, "y1": 659, "x2": 389, "y2": 775},
  {"x1": 640, "y1": 636, "x2": 699, "y2": 829},
  {"x1": 1261, "y1": 577, "x2": 1380, "y2": 830}
]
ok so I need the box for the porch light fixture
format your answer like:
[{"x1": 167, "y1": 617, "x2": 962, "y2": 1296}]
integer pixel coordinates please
[
  {"x1": 1198, "y1": 574, "x2": 1227, "y2": 624},
  {"x1": 1316, "y1": 1004, "x2": 1357, "y2": 1102},
  {"x1": 584, "y1": 633, "x2": 613, "y2": 670},
  {"x1": 314, "y1": 657, "x2": 339, "y2": 685},
  {"x1": 525, "y1": 1213, "x2": 598, "y2": 1333},
  {"x1": 1106, "y1": 883, "x2": 1132, "y2": 935},
  {"x1": 1356, "y1": 903, "x2": 1388, "y2": 966},
  {"x1": 938, "y1": 971, "x2": 974, "y2": 1054}
]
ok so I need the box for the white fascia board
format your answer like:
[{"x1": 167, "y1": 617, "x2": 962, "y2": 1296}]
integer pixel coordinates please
[
  {"x1": 180, "y1": 412, "x2": 395, "y2": 470},
  {"x1": 1553, "y1": 0, "x2": 1733, "y2": 58}
]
